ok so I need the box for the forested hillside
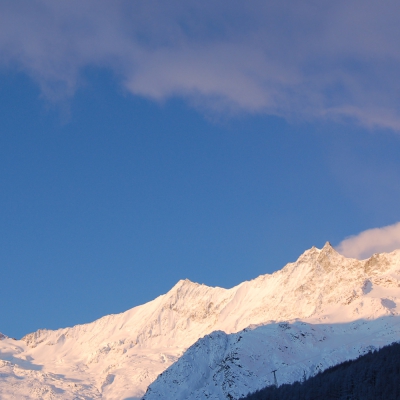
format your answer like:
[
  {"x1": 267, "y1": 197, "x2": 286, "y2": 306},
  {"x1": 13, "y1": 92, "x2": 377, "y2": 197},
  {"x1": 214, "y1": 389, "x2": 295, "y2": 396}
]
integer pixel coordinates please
[{"x1": 241, "y1": 342, "x2": 400, "y2": 400}]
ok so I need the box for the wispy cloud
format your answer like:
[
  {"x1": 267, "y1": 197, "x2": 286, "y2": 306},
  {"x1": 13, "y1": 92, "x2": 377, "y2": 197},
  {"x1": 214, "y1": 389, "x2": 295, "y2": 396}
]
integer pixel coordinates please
[
  {"x1": 336, "y1": 222, "x2": 400, "y2": 259},
  {"x1": 1, "y1": 0, "x2": 400, "y2": 128}
]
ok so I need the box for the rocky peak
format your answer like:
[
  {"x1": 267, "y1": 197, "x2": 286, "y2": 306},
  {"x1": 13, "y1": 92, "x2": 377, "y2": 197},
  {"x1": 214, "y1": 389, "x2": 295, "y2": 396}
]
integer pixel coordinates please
[
  {"x1": 290, "y1": 242, "x2": 343, "y2": 274},
  {"x1": 171, "y1": 278, "x2": 200, "y2": 291},
  {"x1": 364, "y1": 253, "x2": 391, "y2": 274},
  {"x1": 316, "y1": 241, "x2": 344, "y2": 272}
]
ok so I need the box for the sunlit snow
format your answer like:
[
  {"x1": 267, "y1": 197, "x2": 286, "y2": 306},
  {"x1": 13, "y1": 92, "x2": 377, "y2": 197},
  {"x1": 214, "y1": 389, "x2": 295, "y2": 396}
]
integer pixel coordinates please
[{"x1": 1, "y1": 243, "x2": 400, "y2": 399}]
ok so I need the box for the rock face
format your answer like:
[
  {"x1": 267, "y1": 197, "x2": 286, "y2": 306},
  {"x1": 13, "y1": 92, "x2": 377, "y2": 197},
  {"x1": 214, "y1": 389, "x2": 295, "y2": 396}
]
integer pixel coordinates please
[{"x1": 1, "y1": 243, "x2": 400, "y2": 399}]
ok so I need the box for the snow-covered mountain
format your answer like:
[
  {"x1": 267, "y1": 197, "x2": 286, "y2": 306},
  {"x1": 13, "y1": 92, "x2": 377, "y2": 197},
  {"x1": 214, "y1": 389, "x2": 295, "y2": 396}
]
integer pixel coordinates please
[
  {"x1": 143, "y1": 316, "x2": 400, "y2": 400},
  {"x1": 1, "y1": 243, "x2": 400, "y2": 399}
]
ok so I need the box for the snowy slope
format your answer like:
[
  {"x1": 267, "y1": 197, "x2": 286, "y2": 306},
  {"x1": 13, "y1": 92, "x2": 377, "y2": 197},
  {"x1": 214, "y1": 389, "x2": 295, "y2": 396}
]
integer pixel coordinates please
[
  {"x1": 143, "y1": 316, "x2": 400, "y2": 400},
  {"x1": 1, "y1": 243, "x2": 400, "y2": 399}
]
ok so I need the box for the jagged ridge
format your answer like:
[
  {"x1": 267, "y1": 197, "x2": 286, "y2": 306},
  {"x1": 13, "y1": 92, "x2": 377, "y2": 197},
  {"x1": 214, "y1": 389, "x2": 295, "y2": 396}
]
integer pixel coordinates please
[{"x1": 0, "y1": 244, "x2": 399, "y2": 399}]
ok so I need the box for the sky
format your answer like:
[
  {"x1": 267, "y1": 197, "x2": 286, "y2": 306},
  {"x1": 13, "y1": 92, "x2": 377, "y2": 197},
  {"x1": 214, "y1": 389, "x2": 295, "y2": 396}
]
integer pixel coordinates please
[{"x1": 1, "y1": 0, "x2": 400, "y2": 339}]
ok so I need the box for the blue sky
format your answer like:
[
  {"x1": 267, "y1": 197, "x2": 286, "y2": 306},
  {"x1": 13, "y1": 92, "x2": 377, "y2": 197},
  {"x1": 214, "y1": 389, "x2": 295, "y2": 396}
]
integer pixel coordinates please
[{"x1": 1, "y1": 1, "x2": 400, "y2": 338}]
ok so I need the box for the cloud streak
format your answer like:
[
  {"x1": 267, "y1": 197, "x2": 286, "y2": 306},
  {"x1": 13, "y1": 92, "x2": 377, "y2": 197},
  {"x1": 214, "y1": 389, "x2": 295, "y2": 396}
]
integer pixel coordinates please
[
  {"x1": 1, "y1": 0, "x2": 400, "y2": 128},
  {"x1": 336, "y1": 222, "x2": 400, "y2": 259}
]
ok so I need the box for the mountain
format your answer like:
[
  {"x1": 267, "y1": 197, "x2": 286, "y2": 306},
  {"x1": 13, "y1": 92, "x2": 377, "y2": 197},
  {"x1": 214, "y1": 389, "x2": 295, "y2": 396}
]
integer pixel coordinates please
[
  {"x1": 142, "y1": 243, "x2": 400, "y2": 399},
  {"x1": 0, "y1": 243, "x2": 400, "y2": 399},
  {"x1": 143, "y1": 316, "x2": 400, "y2": 399}
]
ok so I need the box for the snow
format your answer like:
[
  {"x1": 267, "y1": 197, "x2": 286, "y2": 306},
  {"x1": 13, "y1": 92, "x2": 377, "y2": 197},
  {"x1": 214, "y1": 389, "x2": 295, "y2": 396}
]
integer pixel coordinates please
[
  {"x1": 0, "y1": 243, "x2": 400, "y2": 398},
  {"x1": 143, "y1": 317, "x2": 400, "y2": 400}
]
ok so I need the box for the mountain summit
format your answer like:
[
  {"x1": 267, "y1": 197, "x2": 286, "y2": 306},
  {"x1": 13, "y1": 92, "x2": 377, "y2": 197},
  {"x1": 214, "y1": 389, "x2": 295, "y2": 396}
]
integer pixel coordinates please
[{"x1": 0, "y1": 245, "x2": 400, "y2": 399}]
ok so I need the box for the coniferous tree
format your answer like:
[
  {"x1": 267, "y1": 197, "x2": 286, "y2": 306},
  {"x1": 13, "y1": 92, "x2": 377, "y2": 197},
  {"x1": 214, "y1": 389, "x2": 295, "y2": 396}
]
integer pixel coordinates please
[{"x1": 241, "y1": 342, "x2": 400, "y2": 400}]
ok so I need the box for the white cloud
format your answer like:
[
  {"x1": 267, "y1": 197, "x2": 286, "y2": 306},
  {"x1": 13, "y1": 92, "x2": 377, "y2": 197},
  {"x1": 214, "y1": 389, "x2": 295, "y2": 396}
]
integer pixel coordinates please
[
  {"x1": 336, "y1": 222, "x2": 400, "y2": 259},
  {"x1": 1, "y1": 0, "x2": 400, "y2": 128}
]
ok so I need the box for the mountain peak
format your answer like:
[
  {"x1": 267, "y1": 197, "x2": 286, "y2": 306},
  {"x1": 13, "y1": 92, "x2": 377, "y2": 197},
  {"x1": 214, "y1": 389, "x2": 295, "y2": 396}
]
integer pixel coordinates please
[
  {"x1": 172, "y1": 278, "x2": 199, "y2": 290},
  {"x1": 319, "y1": 241, "x2": 340, "y2": 257}
]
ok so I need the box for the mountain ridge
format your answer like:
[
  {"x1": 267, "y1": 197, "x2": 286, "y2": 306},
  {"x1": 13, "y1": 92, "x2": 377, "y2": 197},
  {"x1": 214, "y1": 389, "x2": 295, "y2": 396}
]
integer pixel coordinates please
[{"x1": 0, "y1": 244, "x2": 400, "y2": 398}]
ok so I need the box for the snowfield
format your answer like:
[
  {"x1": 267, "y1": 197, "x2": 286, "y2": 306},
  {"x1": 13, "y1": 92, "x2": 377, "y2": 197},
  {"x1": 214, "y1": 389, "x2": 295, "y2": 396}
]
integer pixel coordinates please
[{"x1": 1, "y1": 243, "x2": 400, "y2": 399}]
